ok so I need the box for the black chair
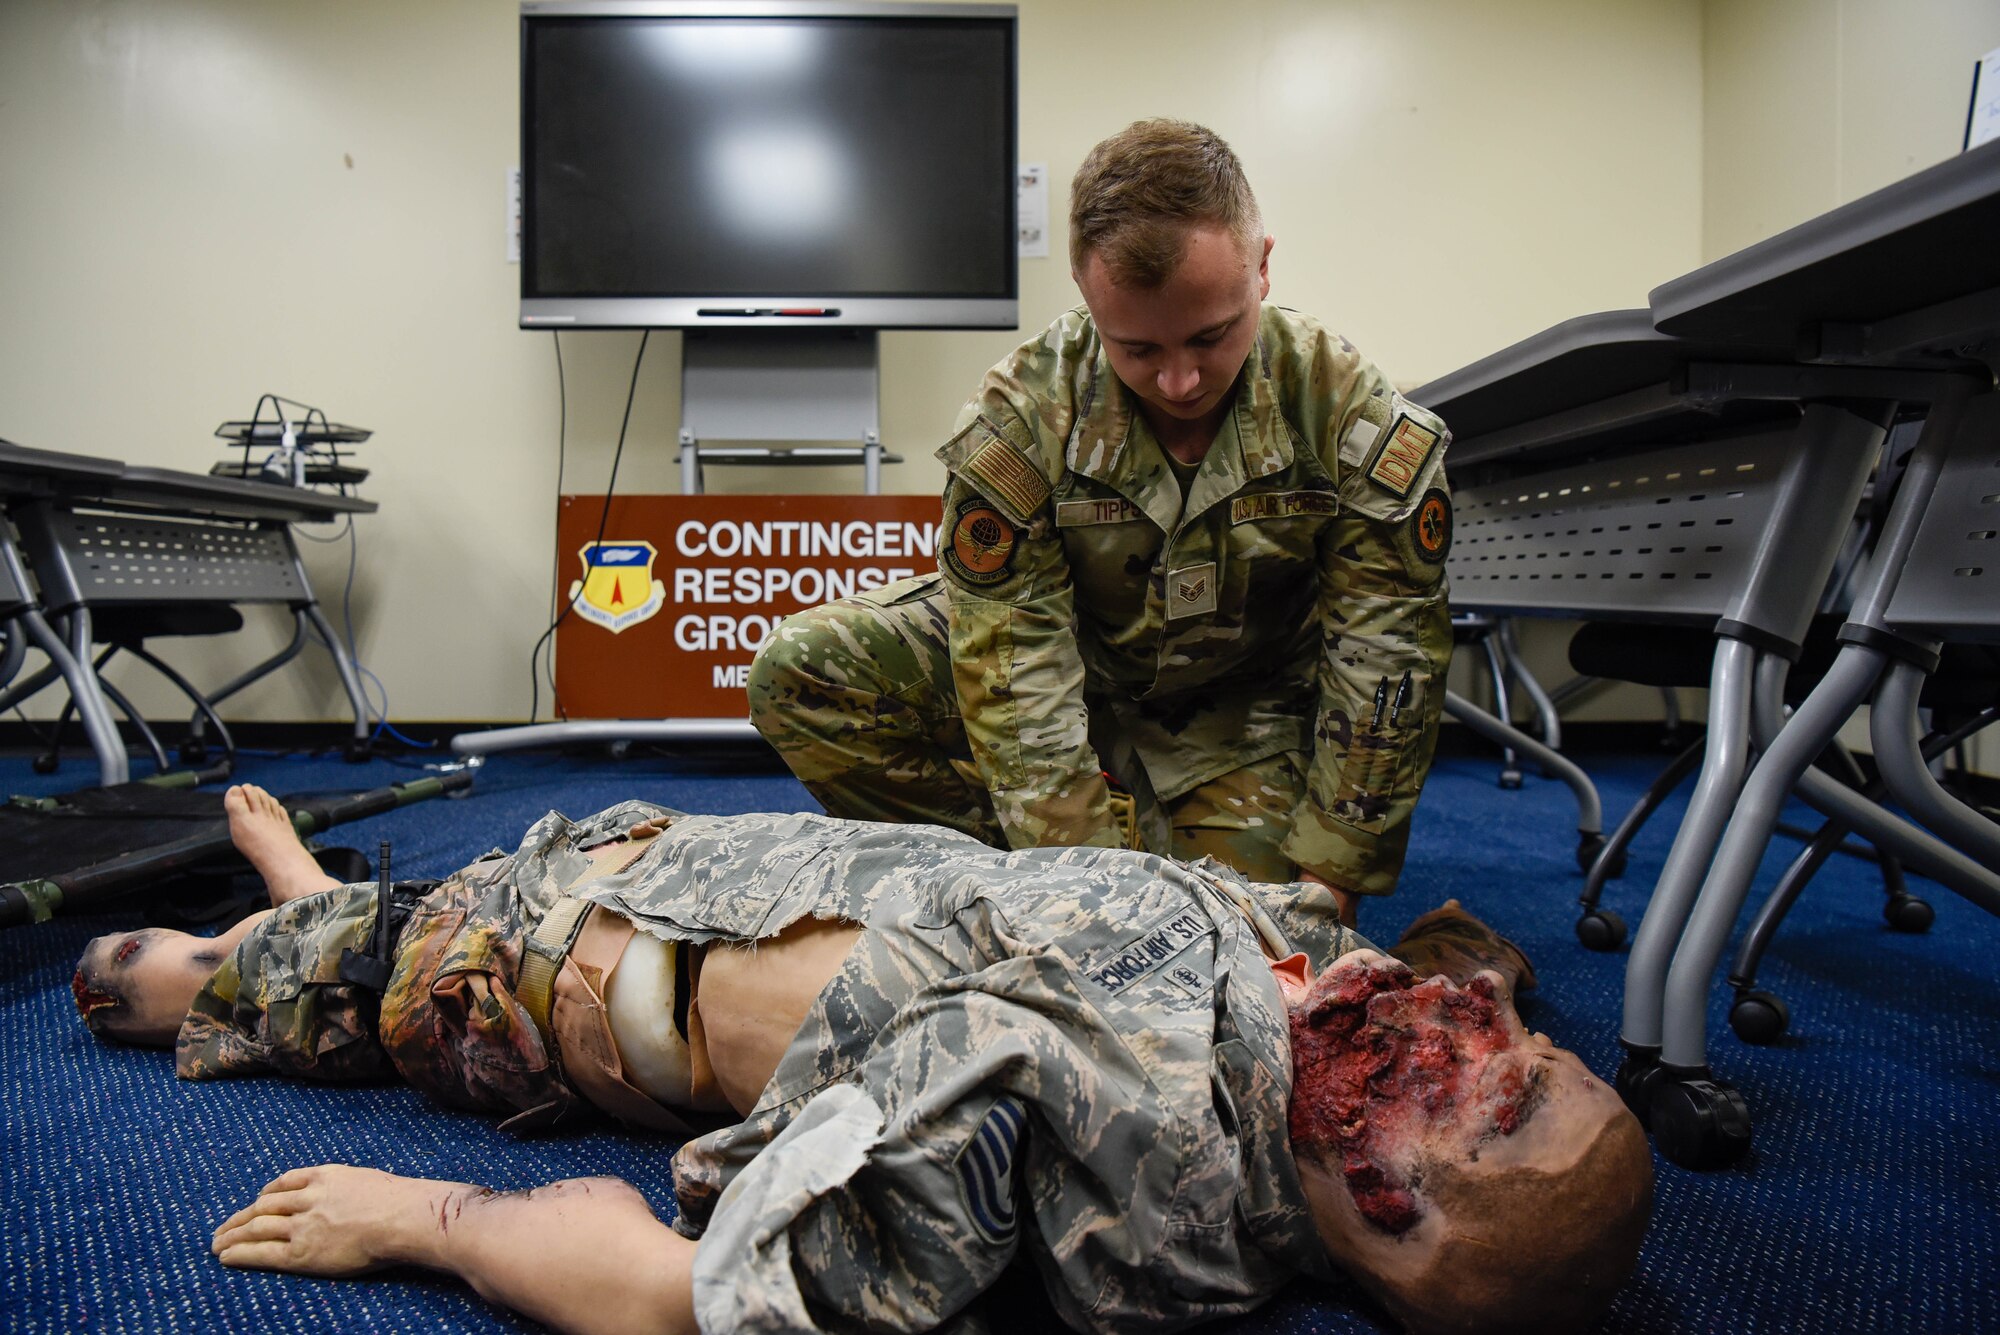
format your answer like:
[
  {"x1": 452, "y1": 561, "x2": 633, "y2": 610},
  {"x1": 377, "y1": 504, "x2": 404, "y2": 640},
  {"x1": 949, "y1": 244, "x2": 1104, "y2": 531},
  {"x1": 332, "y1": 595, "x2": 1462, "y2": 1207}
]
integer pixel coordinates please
[
  {"x1": 0, "y1": 521, "x2": 134, "y2": 783},
  {"x1": 12, "y1": 501, "x2": 367, "y2": 779},
  {"x1": 29, "y1": 604, "x2": 243, "y2": 775}
]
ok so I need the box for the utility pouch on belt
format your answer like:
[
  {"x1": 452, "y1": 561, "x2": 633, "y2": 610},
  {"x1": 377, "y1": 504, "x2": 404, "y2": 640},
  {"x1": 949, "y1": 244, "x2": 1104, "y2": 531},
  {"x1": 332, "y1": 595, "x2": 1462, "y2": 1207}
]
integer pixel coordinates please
[
  {"x1": 515, "y1": 897, "x2": 594, "y2": 1044},
  {"x1": 1103, "y1": 777, "x2": 1148, "y2": 852}
]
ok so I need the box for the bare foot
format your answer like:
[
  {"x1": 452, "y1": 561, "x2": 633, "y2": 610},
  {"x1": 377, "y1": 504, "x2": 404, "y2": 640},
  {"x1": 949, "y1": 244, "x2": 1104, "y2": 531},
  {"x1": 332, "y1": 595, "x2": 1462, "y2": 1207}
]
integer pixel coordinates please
[
  {"x1": 212, "y1": 1164, "x2": 457, "y2": 1277},
  {"x1": 225, "y1": 784, "x2": 339, "y2": 906}
]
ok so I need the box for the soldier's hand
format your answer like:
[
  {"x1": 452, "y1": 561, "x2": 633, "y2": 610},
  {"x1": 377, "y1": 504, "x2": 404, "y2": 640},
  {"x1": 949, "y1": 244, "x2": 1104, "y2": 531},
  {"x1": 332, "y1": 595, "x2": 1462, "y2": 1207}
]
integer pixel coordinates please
[
  {"x1": 1299, "y1": 868, "x2": 1361, "y2": 930},
  {"x1": 1103, "y1": 787, "x2": 1146, "y2": 850}
]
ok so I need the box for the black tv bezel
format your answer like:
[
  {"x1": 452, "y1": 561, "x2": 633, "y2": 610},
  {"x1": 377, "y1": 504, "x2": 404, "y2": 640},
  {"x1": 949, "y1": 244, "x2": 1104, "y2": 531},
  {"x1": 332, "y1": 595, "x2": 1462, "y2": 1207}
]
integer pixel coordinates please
[{"x1": 519, "y1": 1, "x2": 1020, "y2": 331}]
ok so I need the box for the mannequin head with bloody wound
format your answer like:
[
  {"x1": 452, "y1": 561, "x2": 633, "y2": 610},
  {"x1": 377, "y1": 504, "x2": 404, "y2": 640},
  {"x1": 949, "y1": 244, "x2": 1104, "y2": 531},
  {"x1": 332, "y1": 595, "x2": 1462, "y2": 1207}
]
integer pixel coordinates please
[{"x1": 1283, "y1": 949, "x2": 1653, "y2": 1335}]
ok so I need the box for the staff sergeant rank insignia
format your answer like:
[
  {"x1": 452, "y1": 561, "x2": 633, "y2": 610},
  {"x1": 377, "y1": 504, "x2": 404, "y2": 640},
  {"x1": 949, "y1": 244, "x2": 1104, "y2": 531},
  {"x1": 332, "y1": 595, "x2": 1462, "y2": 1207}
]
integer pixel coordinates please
[
  {"x1": 945, "y1": 499, "x2": 1016, "y2": 586},
  {"x1": 1366, "y1": 412, "x2": 1442, "y2": 499},
  {"x1": 1167, "y1": 561, "x2": 1218, "y2": 619},
  {"x1": 955, "y1": 1097, "x2": 1026, "y2": 1244}
]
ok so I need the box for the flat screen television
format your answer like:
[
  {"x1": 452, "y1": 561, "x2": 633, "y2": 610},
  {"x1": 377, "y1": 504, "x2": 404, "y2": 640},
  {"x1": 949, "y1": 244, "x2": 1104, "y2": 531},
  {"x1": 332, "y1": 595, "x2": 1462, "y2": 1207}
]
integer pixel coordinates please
[{"x1": 520, "y1": 1, "x2": 1019, "y2": 330}]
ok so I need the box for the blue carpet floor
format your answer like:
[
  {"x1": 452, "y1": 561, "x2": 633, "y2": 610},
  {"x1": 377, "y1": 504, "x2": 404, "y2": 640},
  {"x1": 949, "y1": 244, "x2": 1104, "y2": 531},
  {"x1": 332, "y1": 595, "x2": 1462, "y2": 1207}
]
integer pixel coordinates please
[{"x1": 1, "y1": 742, "x2": 1995, "y2": 1333}]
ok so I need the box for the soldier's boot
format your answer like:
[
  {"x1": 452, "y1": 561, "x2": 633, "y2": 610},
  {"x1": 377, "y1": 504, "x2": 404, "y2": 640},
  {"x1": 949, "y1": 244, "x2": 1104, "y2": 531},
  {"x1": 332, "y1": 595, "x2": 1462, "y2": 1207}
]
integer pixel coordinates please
[{"x1": 1389, "y1": 899, "x2": 1538, "y2": 996}]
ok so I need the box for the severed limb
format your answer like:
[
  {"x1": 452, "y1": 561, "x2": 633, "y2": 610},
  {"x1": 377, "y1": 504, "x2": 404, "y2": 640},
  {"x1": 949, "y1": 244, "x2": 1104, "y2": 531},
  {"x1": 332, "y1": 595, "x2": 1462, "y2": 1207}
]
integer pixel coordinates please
[{"x1": 212, "y1": 1165, "x2": 698, "y2": 1335}]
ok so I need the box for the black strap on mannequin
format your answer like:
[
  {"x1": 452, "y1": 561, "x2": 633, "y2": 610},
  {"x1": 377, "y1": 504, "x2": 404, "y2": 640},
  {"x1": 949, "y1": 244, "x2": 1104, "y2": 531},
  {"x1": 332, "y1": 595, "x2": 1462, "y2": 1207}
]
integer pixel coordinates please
[{"x1": 338, "y1": 840, "x2": 438, "y2": 993}]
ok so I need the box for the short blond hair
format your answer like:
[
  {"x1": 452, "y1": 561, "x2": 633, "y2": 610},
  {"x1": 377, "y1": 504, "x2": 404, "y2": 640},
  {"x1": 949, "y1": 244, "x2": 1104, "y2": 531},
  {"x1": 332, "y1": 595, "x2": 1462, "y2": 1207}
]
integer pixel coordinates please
[{"x1": 1068, "y1": 119, "x2": 1263, "y2": 287}]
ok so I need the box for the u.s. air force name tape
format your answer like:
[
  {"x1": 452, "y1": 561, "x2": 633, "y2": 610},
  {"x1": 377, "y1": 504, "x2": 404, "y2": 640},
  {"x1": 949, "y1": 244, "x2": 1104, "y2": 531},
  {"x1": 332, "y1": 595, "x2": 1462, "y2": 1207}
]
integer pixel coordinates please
[{"x1": 1084, "y1": 905, "x2": 1212, "y2": 996}]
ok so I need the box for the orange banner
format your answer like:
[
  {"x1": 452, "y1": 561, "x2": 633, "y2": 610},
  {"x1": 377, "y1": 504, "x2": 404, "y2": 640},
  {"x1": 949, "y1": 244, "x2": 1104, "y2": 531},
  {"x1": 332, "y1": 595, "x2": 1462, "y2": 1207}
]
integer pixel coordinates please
[{"x1": 554, "y1": 494, "x2": 941, "y2": 719}]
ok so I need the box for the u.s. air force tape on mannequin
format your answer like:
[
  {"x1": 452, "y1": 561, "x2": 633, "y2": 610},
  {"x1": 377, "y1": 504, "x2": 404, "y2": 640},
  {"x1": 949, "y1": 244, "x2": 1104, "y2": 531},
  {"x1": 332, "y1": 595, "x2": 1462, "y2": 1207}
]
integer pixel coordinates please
[{"x1": 554, "y1": 495, "x2": 941, "y2": 719}]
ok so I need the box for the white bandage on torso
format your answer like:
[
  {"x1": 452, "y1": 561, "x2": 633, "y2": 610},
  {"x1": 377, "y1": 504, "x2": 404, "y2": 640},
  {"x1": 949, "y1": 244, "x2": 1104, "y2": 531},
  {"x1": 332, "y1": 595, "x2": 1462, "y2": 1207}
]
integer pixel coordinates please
[{"x1": 604, "y1": 930, "x2": 696, "y2": 1108}]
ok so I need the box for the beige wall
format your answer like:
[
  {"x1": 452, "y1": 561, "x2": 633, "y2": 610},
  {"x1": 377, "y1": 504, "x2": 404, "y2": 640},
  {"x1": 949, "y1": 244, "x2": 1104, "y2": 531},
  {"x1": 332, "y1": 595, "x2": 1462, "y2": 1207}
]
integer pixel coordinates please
[
  {"x1": 1702, "y1": 0, "x2": 2000, "y2": 260},
  {"x1": 5, "y1": 1, "x2": 1989, "y2": 776},
  {"x1": 1699, "y1": 0, "x2": 2000, "y2": 775},
  {"x1": 0, "y1": 0, "x2": 1704, "y2": 726}
]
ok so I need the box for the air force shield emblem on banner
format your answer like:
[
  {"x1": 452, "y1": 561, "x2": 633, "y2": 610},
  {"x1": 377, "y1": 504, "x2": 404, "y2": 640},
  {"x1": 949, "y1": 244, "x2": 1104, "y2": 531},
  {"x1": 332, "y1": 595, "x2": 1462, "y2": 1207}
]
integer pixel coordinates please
[{"x1": 569, "y1": 541, "x2": 666, "y2": 633}]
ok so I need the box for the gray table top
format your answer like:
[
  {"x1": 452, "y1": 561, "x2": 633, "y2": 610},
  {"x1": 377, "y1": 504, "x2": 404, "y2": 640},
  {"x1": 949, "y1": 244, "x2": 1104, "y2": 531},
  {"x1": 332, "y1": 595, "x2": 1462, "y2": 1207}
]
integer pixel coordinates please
[
  {"x1": 1651, "y1": 137, "x2": 2000, "y2": 356},
  {"x1": 0, "y1": 441, "x2": 374, "y2": 523},
  {"x1": 1419, "y1": 143, "x2": 2000, "y2": 471},
  {"x1": 0, "y1": 439, "x2": 128, "y2": 491},
  {"x1": 1412, "y1": 310, "x2": 1804, "y2": 469}
]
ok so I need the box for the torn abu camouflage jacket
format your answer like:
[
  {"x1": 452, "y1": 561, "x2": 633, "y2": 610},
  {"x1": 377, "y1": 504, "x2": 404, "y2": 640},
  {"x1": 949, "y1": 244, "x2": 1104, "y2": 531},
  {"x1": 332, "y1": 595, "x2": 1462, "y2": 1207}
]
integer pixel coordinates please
[
  {"x1": 175, "y1": 798, "x2": 678, "y2": 1131},
  {"x1": 176, "y1": 806, "x2": 1372, "y2": 1332},
  {"x1": 936, "y1": 303, "x2": 1454, "y2": 895}
]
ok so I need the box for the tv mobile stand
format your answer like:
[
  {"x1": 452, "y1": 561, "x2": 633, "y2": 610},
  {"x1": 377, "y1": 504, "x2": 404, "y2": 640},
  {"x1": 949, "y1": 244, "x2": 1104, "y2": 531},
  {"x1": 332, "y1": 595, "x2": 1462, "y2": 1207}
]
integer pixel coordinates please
[
  {"x1": 676, "y1": 328, "x2": 903, "y2": 494},
  {"x1": 451, "y1": 326, "x2": 906, "y2": 761}
]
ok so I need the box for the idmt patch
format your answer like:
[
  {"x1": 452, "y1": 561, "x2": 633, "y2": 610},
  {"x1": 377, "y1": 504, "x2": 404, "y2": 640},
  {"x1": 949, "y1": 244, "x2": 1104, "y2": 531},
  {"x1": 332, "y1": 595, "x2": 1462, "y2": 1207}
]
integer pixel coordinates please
[
  {"x1": 1413, "y1": 487, "x2": 1452, "y2": 564},
  {"x1": 1366, "y1": 413, "x2": 1441, "y2": 499}
]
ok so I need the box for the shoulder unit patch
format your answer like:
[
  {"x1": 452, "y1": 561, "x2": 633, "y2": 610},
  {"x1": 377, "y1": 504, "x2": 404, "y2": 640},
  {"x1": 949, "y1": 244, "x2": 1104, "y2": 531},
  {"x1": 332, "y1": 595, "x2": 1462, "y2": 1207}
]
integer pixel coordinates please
[
  {"x1": 1413, "y1": 486, "x2": 1452, "y2": 564},
  {"x1": 944, "y1": 498, "x2": 1017, "y2": 586}
]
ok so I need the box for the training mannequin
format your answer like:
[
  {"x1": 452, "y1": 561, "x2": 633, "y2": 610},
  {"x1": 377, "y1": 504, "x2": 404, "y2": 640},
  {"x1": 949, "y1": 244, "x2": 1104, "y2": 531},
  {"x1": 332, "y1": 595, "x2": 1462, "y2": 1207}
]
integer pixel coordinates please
[{"x1": 75, "y1": 785, "x2": 1651, "y2": 1335}]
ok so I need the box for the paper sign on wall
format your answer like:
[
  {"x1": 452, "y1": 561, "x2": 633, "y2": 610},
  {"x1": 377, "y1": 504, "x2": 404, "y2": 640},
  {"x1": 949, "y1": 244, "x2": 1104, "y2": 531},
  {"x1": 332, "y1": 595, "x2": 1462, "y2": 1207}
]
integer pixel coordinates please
[
  {"x1": 1968, "y1": 46, "x2": 2000, "y2": 150},
  {"x1": 1018, "y1": 162, "x2": 1049, "y2": 258}
]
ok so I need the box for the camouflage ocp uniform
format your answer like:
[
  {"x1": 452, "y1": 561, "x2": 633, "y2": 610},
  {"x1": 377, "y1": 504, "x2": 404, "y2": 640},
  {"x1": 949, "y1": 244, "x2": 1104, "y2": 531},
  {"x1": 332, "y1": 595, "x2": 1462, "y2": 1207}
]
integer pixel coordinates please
[{"x1": 751, "y1": 303, "x2": 1453, "y2": 896}]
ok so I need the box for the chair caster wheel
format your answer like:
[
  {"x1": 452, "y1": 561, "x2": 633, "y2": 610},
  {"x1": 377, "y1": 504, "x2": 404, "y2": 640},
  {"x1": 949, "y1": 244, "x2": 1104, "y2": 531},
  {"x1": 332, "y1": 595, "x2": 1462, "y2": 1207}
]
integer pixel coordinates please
[
  {"x1": 342, "y1": 741, "x2": 372, "y2": 763},
  {"x1": 1883, "y1": 895, "x2": 1934, "y2": 933},
  {"x1": 31, "y1": 753, "x2": 58, "y2": 775},
  {"x1": 1576, "y1": 909, "x2": 1627, "y2": 952},
  {"x1": 179, "y1": 741, "x2": 209, "y2": 765},
  {"x1": 1651, "y1": 1075, "x2": 1752, "y2": 1170},
  {"x1": 1728, "y1": 990, "x2": 1790, "y2": 1045},
  {"x1": 1614, "y1": 1051, "x2": 1664, "y2": 1127},
  {"x1": 1498, "y1": 769, "x2": 1523, "y2": 790}
]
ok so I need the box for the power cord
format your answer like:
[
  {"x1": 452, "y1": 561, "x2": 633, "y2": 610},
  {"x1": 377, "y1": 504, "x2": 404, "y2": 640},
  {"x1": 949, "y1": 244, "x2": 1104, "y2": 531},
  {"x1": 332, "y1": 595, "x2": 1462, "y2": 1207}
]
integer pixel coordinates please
[
  {"x1": 543, "y1": 330, "x2": 568, "y2": 712},
  {"x1": 526, "y1": 329, "x2": 650, "y2": 724},
  {"x1": 296, "y1": 497, "x2": 434, "y2": 751},
  {"x1": 529, "y1": 329, "x2": 570, "y2": 723}
]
